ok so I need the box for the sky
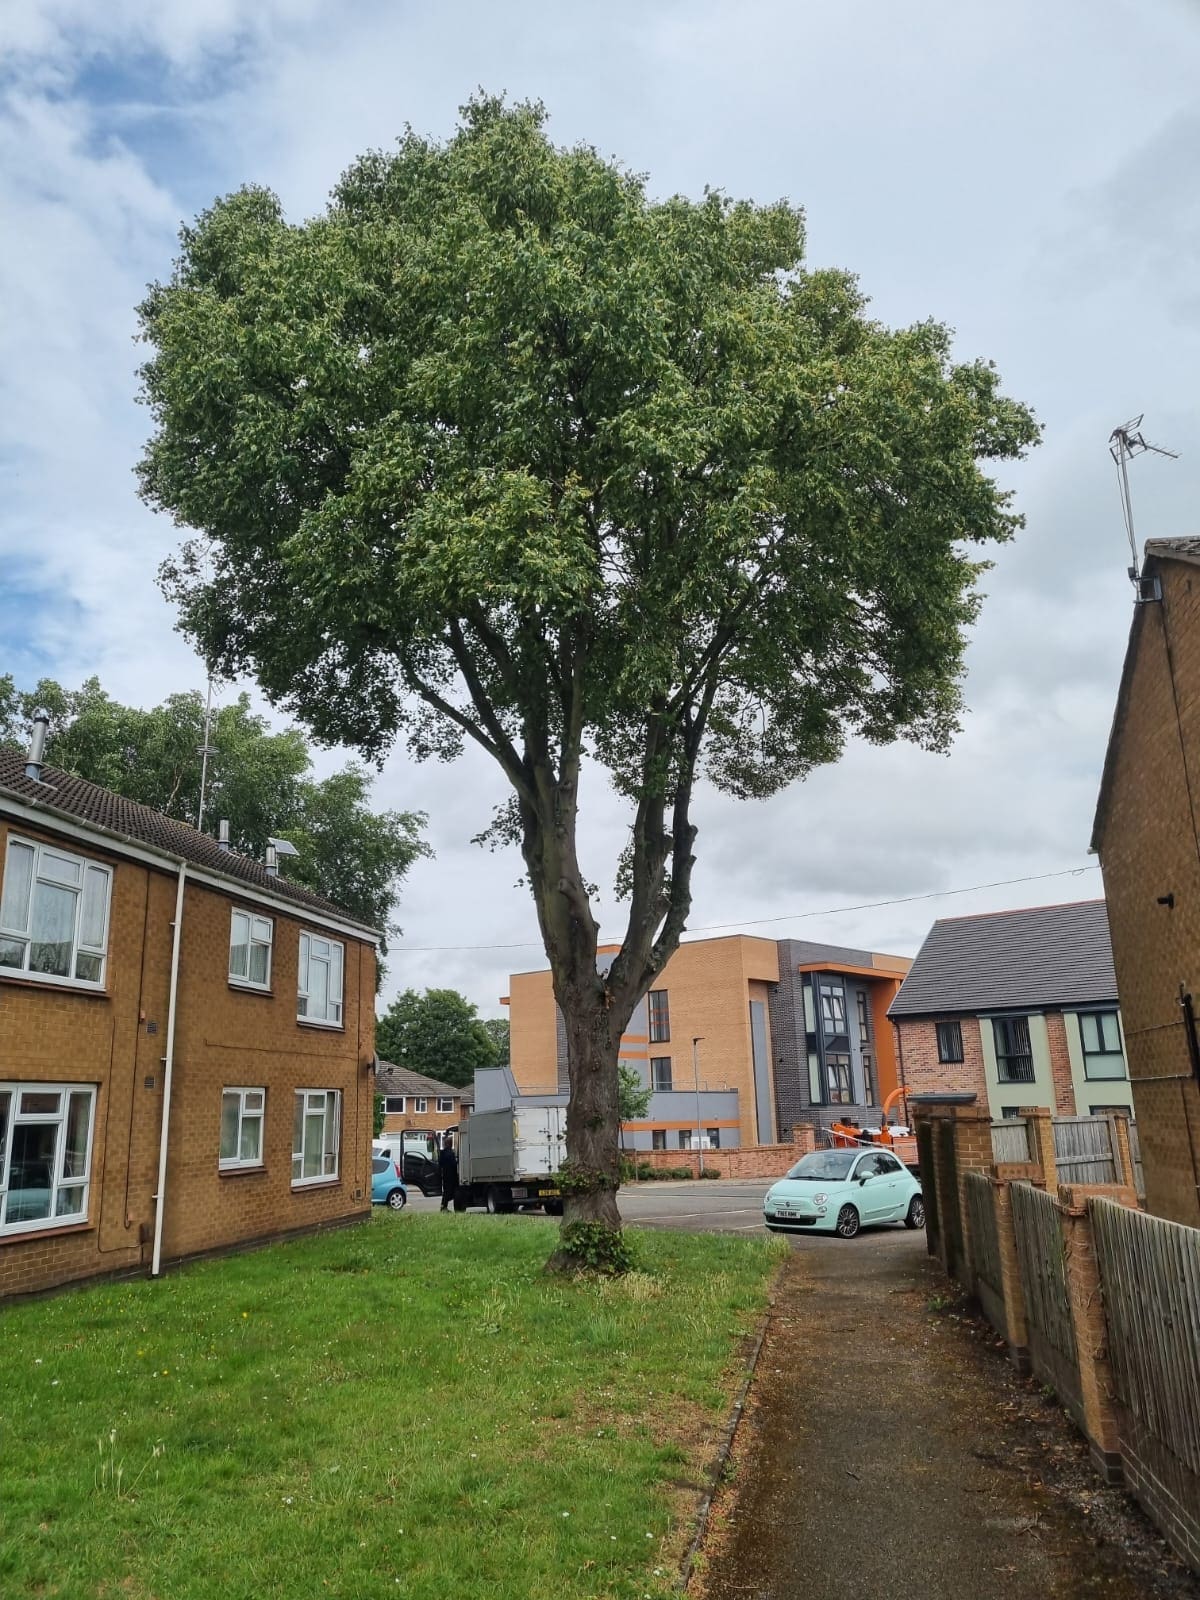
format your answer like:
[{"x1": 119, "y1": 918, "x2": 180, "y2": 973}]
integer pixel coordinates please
[{"x1": 2, "y1": 0, "x2": 1200, "y2": 1018}]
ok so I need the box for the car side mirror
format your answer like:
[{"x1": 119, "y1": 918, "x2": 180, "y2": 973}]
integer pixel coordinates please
[{"x1": 858, "y1": 1174, "x2": 870, "y2": 1185}]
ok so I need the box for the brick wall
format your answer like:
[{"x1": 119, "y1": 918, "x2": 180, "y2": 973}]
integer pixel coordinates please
[
  {"x1": 1, "y1": 817, "x2": 375, "y2": 1299},
  {"x1": 894, "y1": 1017, "x2": 988, "y2": 1102},
  {"x1": 1096, "y1": 556, "x2": 1200, "y2": 1226},
  {"x1": 1044, "y1": 1013, "x2": 1078, "y2": 1115},
  {"x1": 627, "y1": 1142, "x2": 799, "y2": 1180}
]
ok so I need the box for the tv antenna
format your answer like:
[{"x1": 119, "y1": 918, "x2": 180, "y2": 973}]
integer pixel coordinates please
[{"x1": 1109, "y1": 415, "x2": 1179, "y2": 589}]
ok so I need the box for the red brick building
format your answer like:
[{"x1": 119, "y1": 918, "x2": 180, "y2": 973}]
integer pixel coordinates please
[
  {"x1": 0, "y1": 746, "x2": 378, "y2": 1300},
  {"x1": 1093, "y1": 537, "x2": 1200, "y2": 1226},
  {"x1": 377, "y1": 1062, "x2": 470, "y2": 1139},
  {"x1": 889, "y1": 902, "x2": 1133, "y2": 1123}
]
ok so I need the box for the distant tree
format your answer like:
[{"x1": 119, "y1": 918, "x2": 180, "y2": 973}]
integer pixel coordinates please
[
  {"x1": 373, "y1": 1093, "x2": 386, "y2": 1138},
  {"x1": 137, "y1": 96, "x2": 1039, "y2": 1270},
  {"x1": 0, "y1": 675, "x2": 429, "y2": 947},
  {"x1": 480, "y1": 1017, "x2": 510, "y2": 1068},
  {"x1": 375, "y1": 988, "x2": 500, "y2": 1089},
  {"x1": 617, "y1": 1064, "x2": 652, "y2": 1155}
]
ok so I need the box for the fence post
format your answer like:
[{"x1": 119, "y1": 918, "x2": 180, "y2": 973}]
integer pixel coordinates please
[
  {"x1": 991, "y1": 1179, "x2": 1030, "y2": 1373},
  {"x1": 1022, "y1": 1106, "x2": 1058, "y2": 1186},
  {"x1": 791, "y1": 1124, "x2": 817, "y2": 1156},
  {"x1": 1057, "y1": 1189, "x2": 1123, "y2": 1485},
  {"x1": 1109, "y1": 1112, "x2": 1137, "y2": 1193}
]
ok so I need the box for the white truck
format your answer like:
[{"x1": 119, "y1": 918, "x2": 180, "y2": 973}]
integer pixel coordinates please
[{"x1": 454, "y1": 1104, "x2": 567, "y2": 1215}]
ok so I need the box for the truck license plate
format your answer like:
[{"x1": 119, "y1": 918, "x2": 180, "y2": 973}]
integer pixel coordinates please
[{"x1": 542, "y1": 1188, "x2": 561, "y2": 1198}]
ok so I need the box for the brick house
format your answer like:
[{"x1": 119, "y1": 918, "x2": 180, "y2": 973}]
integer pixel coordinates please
[
  {"x1": 376, "y1": 1062, "x2": 469, "y2": 1138},
  {"x1": 888, "y1": 901, "x2": 1133, "y2": 1122},
  {"x1": 0, "y1": 745, "x2": 378, "y2": 1301},
  {"x1": 1092, "y1": 537, "x2": 1200, "y2": 1226},
  {"x1": 504, "y1": 934, "x2": 910, "y2": 1149}
]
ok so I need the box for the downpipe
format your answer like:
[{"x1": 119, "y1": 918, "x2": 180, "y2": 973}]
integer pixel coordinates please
[{"x1": 151, "y1": 861, "x2": 187, "y2": 1277}]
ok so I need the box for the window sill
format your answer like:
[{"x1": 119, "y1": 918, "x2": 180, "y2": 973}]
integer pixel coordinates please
[
  {"x1": 228, "y1": 980, "x2": 272, "y2": 996},
  {"x1": 1, "y1": 1218, "x2": 92, "y2": 1244},
  {"x1": 219, "y1": 1163, "x2": 267, "y2": 1178},
  {"x1": 0, "y1": 971, "x2": 109, "y2": 1000},
  {"x1": 290, "y1": 1177, "x2": 341, "y2": 1192},
  {"x1": 296, "y1": 1017, "x2": 345, "y2": 1032}
]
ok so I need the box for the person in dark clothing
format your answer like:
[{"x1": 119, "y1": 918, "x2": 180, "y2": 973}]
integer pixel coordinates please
[{"x1": 439, "y1": 1134, "x2": 459, "y2": 1212}]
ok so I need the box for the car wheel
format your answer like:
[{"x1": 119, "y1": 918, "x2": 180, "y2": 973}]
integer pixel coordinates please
[
  {"x1": 905, "y1": 1196, "x2": 926, "y2": 1231},
  {"x1": 485, "y1": 1186, "x2": 510, "y2": 1215},
  {"x1": 386, "y1": 1188, "x2": 407, "y2": 1211},
  {"x1": 835, "y1": 1204, "x2": 861, "y2": 1239},
  {"x1": 543, "y1": 1199, "x2": 564, "y2": 1217}
]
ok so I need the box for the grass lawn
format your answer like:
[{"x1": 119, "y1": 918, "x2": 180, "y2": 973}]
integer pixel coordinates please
[{"x1": 0, "y1": 1214, "x2": 783, "y2": 1600}]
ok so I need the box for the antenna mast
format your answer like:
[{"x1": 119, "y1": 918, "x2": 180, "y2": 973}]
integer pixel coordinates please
[
  {"x1": 1109, "y1": 414, "x2": 1179, "y2": 592},
  {"x1": 197, "y1": 673, "x2": 217, "y2": 831}
]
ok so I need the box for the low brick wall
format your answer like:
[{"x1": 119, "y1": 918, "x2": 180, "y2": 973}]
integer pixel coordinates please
[{"x1": 629, "y1": 1144, "x2": 799, "y2": 1180}]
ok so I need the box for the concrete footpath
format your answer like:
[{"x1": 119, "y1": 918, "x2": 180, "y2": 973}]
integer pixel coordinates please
[{"x1": 699, "y1": 1230, "x2": 1198, "y2": 1600}]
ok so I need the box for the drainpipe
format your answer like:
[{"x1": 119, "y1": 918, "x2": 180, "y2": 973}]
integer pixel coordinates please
[{"x1": 152, "y1": 861, "x2": 187, "y2": 1277}]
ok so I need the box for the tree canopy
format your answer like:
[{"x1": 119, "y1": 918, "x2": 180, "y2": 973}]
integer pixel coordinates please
[
  {"x1": 136, "y1": 95, "x2": 1039, "y2": 1263},
  {"x1": 376, "y1": 988, "x2": 501, "y2": 1089},
  {"x1": 0, "y1": 675, "x2": 429, "y2": 942}
]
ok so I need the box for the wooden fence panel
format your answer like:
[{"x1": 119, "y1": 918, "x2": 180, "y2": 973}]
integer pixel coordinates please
[
  {"x1": 1128, "y1": 1120, "x2": 1146, "y2": 1200},
  {"x1": 991, "y1": 1119, "x2": 1031, "y2": 1164},
  {"x1": 1011, "y1": 1181, "x2": 1074, "y2": 1360},
  {"x1": 1053, "y1": 1114, "x2": 1117, "y2": 1185},
  {"x1": 1091, "y1": 1199, "x2": 1200, "y2": 1478},
  {"x1": 965, "y1": 1172, "x2": 1002, "y2": 1292}
]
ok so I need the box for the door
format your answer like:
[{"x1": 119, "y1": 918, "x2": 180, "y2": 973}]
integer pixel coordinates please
[
  {"x1": 853, "y1": 1153, "x2": 891, "y2": 1223},
  {"x1": 873, "y1": 1152, "x2": 908, "y2": 1220}
]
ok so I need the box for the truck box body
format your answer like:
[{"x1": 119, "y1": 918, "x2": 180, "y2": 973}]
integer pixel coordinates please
[{"x1": 459, "y1": 1105, "x2": 566, "y2": 1185}]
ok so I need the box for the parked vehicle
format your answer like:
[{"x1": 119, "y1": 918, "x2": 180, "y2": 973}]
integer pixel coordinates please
[
  {"x1": 373, "y1": 1131, "x2": 441, "y2": 1196},
  {"x1": 371, "y1": 1157, "x2": 408, "y2": 1211},
  {"x1": 454, "y1": 1105, "x2": 566, "y2": 1215},
  {"x1": 763, "y1": 1148, "x2": 924, "y2": 1239}
]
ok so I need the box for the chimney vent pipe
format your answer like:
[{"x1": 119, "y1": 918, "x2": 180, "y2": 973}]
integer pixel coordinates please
[
  {"x1": 264, "y1": 843, "x2": 278, "y2": 878},
  {"x1": 25, "y1": 711, "x2": 50, "y2": 782},
  {"x1": 218, "y1": 819, "x2": 231, "y2": 853}
]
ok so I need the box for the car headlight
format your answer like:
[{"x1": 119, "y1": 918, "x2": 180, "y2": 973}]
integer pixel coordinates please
[{"x1": 813, "y1": 1192, "x2": 828, "y2": 1204}]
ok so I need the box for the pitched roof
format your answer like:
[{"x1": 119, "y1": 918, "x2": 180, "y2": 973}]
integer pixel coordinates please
[
  {"x1": 376, "y1": 1062, "x2": 467, "y2": 1100},
  {"x1": 1092, "y1": 537, "x2": 1200, "y2": 852},
  {"x1": 0, "y1": 750, "x2": 374, "y2": 932},
  {"x1": 888, "y1": 900, "x2": 1117, "y2": 1018}
]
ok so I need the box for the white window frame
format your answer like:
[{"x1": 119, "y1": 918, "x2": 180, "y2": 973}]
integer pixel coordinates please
[
  {"x1": 229, "y1": 909, "x2": 273, "y2": 990},
  {"x1": 436, "y1": 1097, "x2": 454, "y2": 1113},
  {"x1": 0, "y1": 1082, "x2": 96, "y2": 1236},
  {"x1": 292, "y1": 1089, "x2": 340, "y2": 1187},
  {"x1": 384, "y1": 1096, "x2": 406, "y2": 1114},
  {"x1": 219, "y1": 1086, "x2": 265, "y2": 1170},
  {"x1": 297, "y1": 931, "x2": 344, "y2": 1027},
  {"x1": 0, "y1": 836, "x2": 112, "y2": 990},
  {"x1": 413, "y1": 1097, "x2": 428, "y2": 1114}
]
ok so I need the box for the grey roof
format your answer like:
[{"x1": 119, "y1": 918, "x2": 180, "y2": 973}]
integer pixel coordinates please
[
  {"x1": 0, "y1": 750, "x2": 373, "y2": 931},
  {"x1": 888, "y1": 900, "x2": 1117, "y2": 1018},
  {"x1": 376, "y1": 1062, "x2": 467, "y2": 1100}
]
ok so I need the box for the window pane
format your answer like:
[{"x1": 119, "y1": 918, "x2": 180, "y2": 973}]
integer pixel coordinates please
[
  {"x1": 1101, "y1": 1013, "x2": 1121, "y2": 1052},
  {"x1": 220, "y1": 1093, "x2": 241, "y2": 1160},
  {"x1": 1086, "y1": 1054, "x2": 1126, "y2": 1081},
  {"x1": 62, "y1": 1092, "x2": 92, "y2": 1179},
  {"x1": 55, "y1": 1183, "x2": 86, "y2": 1219},
  {"x1": 308, "y1": 955, "x2": 329, "y2": 1017},
  {"x1": 303, "y1": 1114, "x2": 324, "y2": 1177},
  {"x1": 20, "y1": 1090, "x2": 61, "y2": 1115},
  {"x1": 240, "y1": 1111, "x2": 262, "y2": 1162},
  {"x1": 248, "y1": 941, "x2": 269, "y2": 986},
  {"x1": 75, "y1": 952, "x2": 103, "y2": 983},
  {"x1": 80, "y1": 867, "x2": 109, "y2": 948},
  {"x1": 0, "y1": 936, "x2": 26, "y2": 969},
  {"x1": 1080, "y1": 1014, "x2": 1100, "y2": 1053},
  {"x1": 330, "y1": 943, "x2": 343, "y2": 1006},
  {"x1": 29, "y1": 882, "x2": 76, "y2": 976},
  {"x1": 385, "y1": 1097, "x2": 405, "y2": 1113},
  {"x1": 0, "y1": 1090, "x2": 9, "y2": 1173},
  {"x1": 229, "y1": 914, "x2": 249, "y2": 978},
  {"x1": 0, "y1": 841, "x2": 35, "y2": 932},
  {"x1": 39, "y1": 851, "x2": 81, "y2": 887},
  {"x1": 252, "y1": 917, "x2": 272, "y2": 945},
  {"x1": 7, "y1": 1122, "x2": 55, "y2": 1223},
  {"x1": 244, "y1": 1091, "x2": 264, "y2": 1112},
  {"x1": 298, "y1": 933, "x2": 310, "y2": 992}
]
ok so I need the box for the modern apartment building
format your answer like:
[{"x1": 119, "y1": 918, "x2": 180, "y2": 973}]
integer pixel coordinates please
[
  {"x1": 504, "y1": 934, "x2": 910, "y2": 1148},
  {"x1": 888, "y1": 901, "x2": 1133, "y2": 1123},
  {"x1": 0, "y1": 745, "x2": 378, "y2": 1300}
]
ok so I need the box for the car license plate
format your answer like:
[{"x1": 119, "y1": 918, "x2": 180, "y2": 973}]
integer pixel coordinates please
[{"x1": 542, "y1": 1188, "x2": 561, "y2": 1198}]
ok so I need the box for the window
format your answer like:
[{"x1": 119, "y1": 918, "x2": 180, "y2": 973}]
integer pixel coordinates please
[
  {"x1": 856, "y1": 990, "x2": 870, "y2": 1045},
  {"x1": 1079, "y1": 1011, "x2": 1126, "y2": 1081},
  {"x1": 414, "y1": 1098, "x2": 428, "y2": 1114},
  {"x1": 650, "y1": 1057, "x2": 673, "y2": 1092},
  {"x1": 1000, "y1": 1106, "x2": 1024, "y2": 1119},
  {"x1": 861, "y1": 1052, "x2": 874, "y2": 1106},
  {"x1": 297, "y1": 932, "x2": 344, "y2": 1025},
  {"x1": 220, "y1": 1088, "x2": 265, "y2": 1169},
  {"x1": 0, "y1": 1083, "x2": 95, "y2": 1234},
  {"x1": 875, "y1": 1152, "x2": 903, "y2": 1174},
  {"x1": 651, "y1": 1129, "x2": 667, "y2": 1151},
  {"x1": 826, "y1": 1053, "x2": 854, "y2": 1105},
  {"x1": 0, "y1": 837, "x2": 112, "y2": 987},
  {"x1": 385, "y1": 1096, "x2": 406, "y2": 1114},
  {"x1": 436, "y1": 1097, "x2": 454, "y2": 1113},
  {"x1": 292, "y1": 1090, "x2": 340, "y2": 1185},
  {"x1": 678, "y1": 1130, "x2": 692, "y2": 1150},
  {"x1": 707, "y1": 1128, "x2": 721, "y2": 1149},
  {"x1": 993, "y1": 1016, "x2": 1035, "y2": 1083},
  {"x1": 229, "y1": 910, "x2": 273, "y2": 989},
  {"x1": 819, "y1": 984, "x2": 847, "y2": 1034},
  {"x1": 936, "y1": 1021, "x2": 964, "y2": 1064},
  {"x1": 648, "y1": 990, "x2": 670, "y2": 1044}
]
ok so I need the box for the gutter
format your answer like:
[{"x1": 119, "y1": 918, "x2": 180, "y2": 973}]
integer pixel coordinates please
[{"x1": 151, "y1": 861, "x2": 187, "y2": 1278}]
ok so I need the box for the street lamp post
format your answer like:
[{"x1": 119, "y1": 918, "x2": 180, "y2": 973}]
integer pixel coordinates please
[{"x1": 692, "y1": 1036, "x2": 705, "y2": 1176}]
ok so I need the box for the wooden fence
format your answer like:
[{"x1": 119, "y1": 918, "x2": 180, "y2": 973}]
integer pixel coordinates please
[
  {"x1": 1009, "y1": 1180, "x2": 1083, "y2": 1427},
  {"x1": 1128, "y1": 1120, "x2": 1146, "y2": 1200},
  {"x1": 991, "y1": 1119, "x2": 1030, "y2": 1164},
  {"x1": 965, "y1": 1172, "x2": 1003, "y2": 1292},
  {"x1": 1053, "y1": 1114, "x2": 1118, "y2": 1185}
]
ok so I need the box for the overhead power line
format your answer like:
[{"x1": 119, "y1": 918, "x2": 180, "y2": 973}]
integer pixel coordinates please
[{"x1": 391, "y1": 862, "x2": 1102, "y2": 955}]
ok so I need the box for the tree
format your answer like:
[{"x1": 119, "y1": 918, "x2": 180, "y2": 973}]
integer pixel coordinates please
[
  {"x1": 375, "y1": 988, "x2": 500, "y2": 1088},
  {"x1": 0, "y1": 675, "x2": 429, "y2": 946},
  {"x1": 373, "y1": 1093, "x2": 386, "y2": 1139},
  {"x1": 137, "y1": 96, "x2": 1039, "y2": 1270},
  {"x1": 480, "y1": 1017, "x2": 510, "y2": 1068},
  {"x1": 617, "y1": 1064, "x2": 652, "y2": 1157}
]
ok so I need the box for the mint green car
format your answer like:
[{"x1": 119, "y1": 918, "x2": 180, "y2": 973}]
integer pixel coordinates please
[{"x1": 763, "y1": 1147, "x2": 924, "y2": 1239}]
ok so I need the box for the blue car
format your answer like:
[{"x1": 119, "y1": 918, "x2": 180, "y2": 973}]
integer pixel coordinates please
[
  {"x1": 371, "y1": 1156, "x2": 408, "y2": 1211},
  {"x1": 763, "y1": 1147, "x2": 924, "y2": 1238}
]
